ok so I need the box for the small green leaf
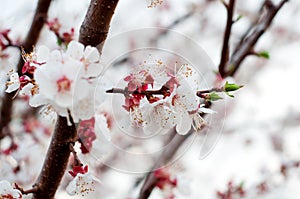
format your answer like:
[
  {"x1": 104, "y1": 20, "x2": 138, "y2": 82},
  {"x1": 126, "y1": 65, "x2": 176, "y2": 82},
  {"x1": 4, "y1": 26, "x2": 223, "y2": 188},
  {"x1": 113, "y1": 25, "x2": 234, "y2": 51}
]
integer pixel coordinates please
[
  {"x1": 224, "y1": 81, "x2": 243, "y2": 92},
  {"x1": 258, "y1": 51, "x2": 270, "y2": 59},
  {"x1": 207, "y1": 92, "x2": 223, "y2": 101},
  {"x1": 235, "y1": 15, "x2": 243, "y2": 22},
  {"x1": 57, "y1": 38, "x2": 63, "y2": 46}
]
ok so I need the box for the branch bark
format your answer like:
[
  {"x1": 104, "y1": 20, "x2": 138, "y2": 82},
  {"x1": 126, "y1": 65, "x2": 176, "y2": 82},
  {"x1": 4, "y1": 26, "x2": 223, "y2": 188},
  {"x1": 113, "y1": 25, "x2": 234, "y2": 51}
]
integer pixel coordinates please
[
  {"x1": 0, "y1": 0, "x2": 51, "y2": 140},
  {"x1": 138, "y1": 0, "x2": 288, "y2": 198},
  {"x1": 79, "y1": 0, "x2": 119, "y2": 49},
  {"x1": 32, "y1": 0, "x2": 119, "y2": 198}
]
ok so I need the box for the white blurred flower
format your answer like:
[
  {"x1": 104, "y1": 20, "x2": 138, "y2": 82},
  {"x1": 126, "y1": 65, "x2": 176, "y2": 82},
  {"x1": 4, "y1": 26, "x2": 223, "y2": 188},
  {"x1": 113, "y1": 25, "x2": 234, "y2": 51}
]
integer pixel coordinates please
[
  {"x1": 0, "y1": 180, "x2": 22, "y2": 199},
  {"x1": 66, "y1": 172, "x2": 101, "y2": 196}
]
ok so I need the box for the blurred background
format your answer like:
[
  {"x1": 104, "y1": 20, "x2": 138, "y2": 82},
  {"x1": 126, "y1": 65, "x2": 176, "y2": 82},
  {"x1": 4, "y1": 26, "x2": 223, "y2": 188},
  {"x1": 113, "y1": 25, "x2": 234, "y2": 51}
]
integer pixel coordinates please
[{"x1": 1, "y1": 0, "x2": 300, "y2": 198}]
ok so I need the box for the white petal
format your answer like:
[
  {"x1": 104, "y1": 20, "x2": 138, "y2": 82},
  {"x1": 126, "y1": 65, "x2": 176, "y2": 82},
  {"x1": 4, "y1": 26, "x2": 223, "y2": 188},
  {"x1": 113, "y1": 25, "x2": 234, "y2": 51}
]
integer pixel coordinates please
[
  {"x1": 66, "y1": 178, "x2": 77, "y2": 196},
  {"x1": 176, "y1": 175, "x2": 191, "y2": 196},
  {"x1": 20, "y1": 83, "x2": 34, "y2": 95},
  {"x1": 176, "y1": 111, "x2": 192, "y2": 135},
  {"x1": 5, "y1": 73, "x2": 20, "y2": 93},
  {"x1": 34, "y1": 68, "x2": 56, "y2": 100},
  {"x1": 6, "y1": 82, "x2": 20, "y2": 93},
  {"x1": 84, "y1": 63, "x2": 102, "y2": 77},
  {"x1": 67, "y1": 41, "x2": 84, "y2": 60},
  {"x1": 84, "y1": 46, "x2": 100, "y2": 63},
  {"x1": 199, "y1": 107, "x2": 217, "y2": 114},
  {"x1": 29, "y1": 93, "x2": 48, "y2": 107},
  {"x1": 95, "y1": 114, "x2": 111, "y2": 141},
  {"x1": 36, "y1": 45, "x2": 50, "y2": 63}
]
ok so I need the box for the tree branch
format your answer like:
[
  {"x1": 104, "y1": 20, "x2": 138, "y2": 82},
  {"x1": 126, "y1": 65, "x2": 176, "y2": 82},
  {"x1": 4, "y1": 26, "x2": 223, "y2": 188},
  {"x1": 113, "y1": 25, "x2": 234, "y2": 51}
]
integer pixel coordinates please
[
  {"x1": 137, "y1": 1, "x2": 288, "y2": 198},
  {"x1": 33, "y1": 116, "x2": 76, "y2": 199},
  {"x1": 0, "y1": 0, "x2": 51, "y2": 140},
  {"x1": 219, "y1": 0, "x2": 235, "y2": 77},
  {"x1": 32, "y1": 0, "x2": 120, "y2": 198},
  {"x1": 227, "y1": 0, "x2": 288, "y2": 77},
  {"x1": 79, "y1": 0, "x2": 119, "y2": 49}
]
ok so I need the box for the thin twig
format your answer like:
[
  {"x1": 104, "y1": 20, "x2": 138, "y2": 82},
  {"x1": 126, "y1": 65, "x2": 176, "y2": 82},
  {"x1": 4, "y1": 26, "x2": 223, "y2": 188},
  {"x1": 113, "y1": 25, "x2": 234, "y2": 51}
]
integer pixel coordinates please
[
  {"x1": 15, "y1": 183, "x2": 38, "y2": 195},
  {"x1": 69, "y1": 142, "x2": 83, "y2": 166}
]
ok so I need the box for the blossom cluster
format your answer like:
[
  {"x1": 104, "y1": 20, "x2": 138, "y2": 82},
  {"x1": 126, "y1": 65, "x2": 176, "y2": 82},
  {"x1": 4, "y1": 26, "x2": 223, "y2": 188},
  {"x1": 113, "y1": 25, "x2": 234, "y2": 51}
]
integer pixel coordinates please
[
  {"x1": 119, "y1": 61, "x2": 213, "y2": 135},
  {"x1": 5, "y1": 40, "x2": 102, "y2": 123}
]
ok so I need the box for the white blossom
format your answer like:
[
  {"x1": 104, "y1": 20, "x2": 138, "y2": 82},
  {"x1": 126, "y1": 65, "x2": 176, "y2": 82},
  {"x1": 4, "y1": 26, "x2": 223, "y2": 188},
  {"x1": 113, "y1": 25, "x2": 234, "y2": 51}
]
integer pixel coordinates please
[
  {"x1": 8, "y1": 40, "x2": 103, "y2": 121},
  {"x1": 66, "y1": 172, "x2": 101, "y2": 196},
  {"x1": 66, "y1": 40, "x2": 102, "y2": 77}
]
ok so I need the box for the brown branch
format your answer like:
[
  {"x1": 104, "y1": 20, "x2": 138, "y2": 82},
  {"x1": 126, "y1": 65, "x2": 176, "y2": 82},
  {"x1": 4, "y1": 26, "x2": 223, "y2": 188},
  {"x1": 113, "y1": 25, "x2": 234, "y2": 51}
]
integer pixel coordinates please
[
  {"x1": 137, "y1": 1, "x2": 288, "y2": 198},
  {"x1": 226, "y1": 0, "x2": 289, "y2": 77},
  {"x1": 218, "y1": 0, "x2": 235, "y2": 77},
  {"x1": 33, "y1": 116, "x2": 77, "y2": 199},
  {"x1": 139, "y1": 130, "x2": 192, "y2": 199},
  {"x1": 79, "y1": 0, "x2": 119, "y2": 49},
  {"x1": 32, "y1": 0, "x2": 120, "y2": 198},
  {"x1": 15, "y1": 183, "x2": 38, "y2": 195},
  {"x1": 0, "y1": 0, "x2": 51, "y2": 140},
  {"x1": 138, "y1": 101, "x2": 210, "y2": 199}
]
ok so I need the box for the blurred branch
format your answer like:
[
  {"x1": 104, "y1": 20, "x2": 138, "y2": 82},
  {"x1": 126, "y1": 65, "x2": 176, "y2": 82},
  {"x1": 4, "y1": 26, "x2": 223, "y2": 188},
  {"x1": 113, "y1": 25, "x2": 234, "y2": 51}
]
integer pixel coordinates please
[
  {"x1": 0, "y1": 0, "x2": 51, "y2": 140},
  {"x1": 137, "y1": 0, "x2": 288, "y2": 198},
  {"x1": 139, "y1": 129, "x2": 191, "y2": 199},
  {"x1": 138, "y1": 102, "x2": 211, "y2": 199},
  {"x1": 219, "y1": 0, "x2": 235, "y2": 77},
  {"x1": 227, "y1": 0, "x2": 289, "y2": 77},
  {"x1": 32, "y1": 0, "x2": 119, "y2": 198}
]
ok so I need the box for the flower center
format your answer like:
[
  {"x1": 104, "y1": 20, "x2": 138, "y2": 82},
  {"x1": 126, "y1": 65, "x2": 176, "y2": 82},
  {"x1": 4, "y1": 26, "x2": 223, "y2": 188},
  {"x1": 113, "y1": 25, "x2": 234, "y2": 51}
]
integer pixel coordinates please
[{"x1": 57, "y1": 76, "x2": 72, "y2": 92}]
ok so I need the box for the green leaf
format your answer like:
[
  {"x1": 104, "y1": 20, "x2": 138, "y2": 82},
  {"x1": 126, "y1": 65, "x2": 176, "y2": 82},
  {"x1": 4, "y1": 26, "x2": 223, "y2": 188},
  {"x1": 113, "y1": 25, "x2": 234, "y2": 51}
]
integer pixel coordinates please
[
  {"x1": 258, "y1": 51, "x2": 270, "y2": 59},
  {"x1": 57, "y1": 38, "x2": 63, "y2": 46},
  {"x1": 235, "y1": 15, "x2": 243, "y2": 22},
  {"x1": 224, "y1": 81, "x2": 243, "y2": 92},
  {"x1": 207, "y1": 92, "x2": 223, "y2": 101}
]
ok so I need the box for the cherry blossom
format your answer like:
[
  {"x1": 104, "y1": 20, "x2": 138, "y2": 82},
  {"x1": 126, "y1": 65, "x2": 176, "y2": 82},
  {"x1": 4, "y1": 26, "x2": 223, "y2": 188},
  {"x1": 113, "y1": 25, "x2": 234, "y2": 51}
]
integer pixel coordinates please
[
  {"x1": 66, "y1": 41, "x2": 102, "y2": 77},
  {"x1": 66, "y1": 165, "x2": 101, "y2": 196},
  {"x1": 122, "y1": 62, "x2": 209, "y2": 135},
  {"x1": 5, "y1": 40, "x2": 102, "y2": 123},
  {"x1": 0, "y1": 180, "x2": 22, "y2": 199}
]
